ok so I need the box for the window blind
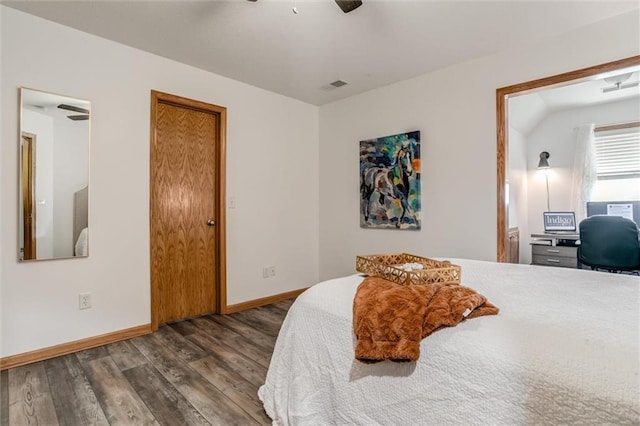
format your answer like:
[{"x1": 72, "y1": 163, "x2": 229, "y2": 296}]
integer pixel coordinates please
[{"x1": 594, "y1": 127, "x2": 640, "y2": 180}]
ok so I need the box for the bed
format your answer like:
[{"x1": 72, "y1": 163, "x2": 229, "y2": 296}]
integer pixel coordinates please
[{"x1": 258, "y1": 259, "x2": 640, "y2": 425}]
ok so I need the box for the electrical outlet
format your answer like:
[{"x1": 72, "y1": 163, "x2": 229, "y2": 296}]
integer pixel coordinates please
[
  {"x1": 269, "y1": 266, "x2": 276, "y2": 277},
  {"x1": 263, "y1": 267, "x2": 269, "y2": 278},
  {"x1": 79, "y1": 293, "x2": 91, "y2": 310}
]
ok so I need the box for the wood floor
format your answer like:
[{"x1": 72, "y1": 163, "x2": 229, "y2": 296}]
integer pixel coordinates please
[{"x1": 0, "y1": 299, "x2": 294, "y2": 425}]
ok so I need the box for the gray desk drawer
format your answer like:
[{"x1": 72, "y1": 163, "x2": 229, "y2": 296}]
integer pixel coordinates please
[
  {"x1": 532, "y1": 255, "x2": 577, "y2": 268},
  {"x1": 531, "y1": 245, "x2": 577, "y2": 258}
]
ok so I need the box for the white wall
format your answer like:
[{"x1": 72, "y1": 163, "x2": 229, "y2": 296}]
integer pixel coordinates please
[
  {"x1": 525, "y1": 97, "x2": 640, "y2": 237},
  {"x1": 507, "y1": 127, "x2": 529, "y2": 264},
  {"x1": 508, "y1": 92, "x2": 547, "y2": 136},
  {"x1": 53, "y1": 112, "x2": 89, "y2": 257},
  {"x1": 318, "y1": 10, "x2": 640, "y2": 280},
  {"x1": 1, "y1": 6, "x2": 319, "y2": 357}
]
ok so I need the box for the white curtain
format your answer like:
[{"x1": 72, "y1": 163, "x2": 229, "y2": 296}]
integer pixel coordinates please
[{"x1": 570, "y1": 123, "x2": 596, "y2": 224}]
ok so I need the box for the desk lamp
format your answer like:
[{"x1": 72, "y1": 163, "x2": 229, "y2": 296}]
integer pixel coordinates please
[{"x1": 538, "y1": 151, "x2": 550, "y2": 211}]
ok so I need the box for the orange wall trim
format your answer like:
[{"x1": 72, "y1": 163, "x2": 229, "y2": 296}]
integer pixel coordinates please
[
  {"x1": 0, "y1": 324, "x2": 152, "y2": 370},
  {"x1": 224, "y1": 288, "x2": 307, "y2": 314}
]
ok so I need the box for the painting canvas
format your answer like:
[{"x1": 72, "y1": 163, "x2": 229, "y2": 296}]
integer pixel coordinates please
[{"x1": 360, "y1": 130, "x2": 421, "y2": 229}]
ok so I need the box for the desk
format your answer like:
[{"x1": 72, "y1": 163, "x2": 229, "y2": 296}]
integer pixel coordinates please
[{"x1": 530, "y1": 233, "x2": 580, "y2": 268}]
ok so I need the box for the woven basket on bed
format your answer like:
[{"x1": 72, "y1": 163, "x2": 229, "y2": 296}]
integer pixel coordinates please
[{"x1": 356, "y1": 253, "x2": 461, "y2": 285}]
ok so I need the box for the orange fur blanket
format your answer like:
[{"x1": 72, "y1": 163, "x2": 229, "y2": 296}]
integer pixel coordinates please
[{"x1": 353, "y1": 277, "x2": 499, "y2": 363}]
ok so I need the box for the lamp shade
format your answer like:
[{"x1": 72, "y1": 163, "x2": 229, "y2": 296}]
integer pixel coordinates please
[{"x1": 538, "y1": 151, "x2": 550, "y2": 169}]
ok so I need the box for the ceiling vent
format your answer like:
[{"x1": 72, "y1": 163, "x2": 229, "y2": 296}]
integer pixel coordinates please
[{"x1": 330, "y1": 80, "x2": 348, "y2": 88}]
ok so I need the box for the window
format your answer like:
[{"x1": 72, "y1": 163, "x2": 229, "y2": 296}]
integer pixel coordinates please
[{"x1": 591, "y1": 122, "x2": 640, "y2": 201}]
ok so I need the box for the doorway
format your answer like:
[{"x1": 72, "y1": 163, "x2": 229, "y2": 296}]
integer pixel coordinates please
[
  {"x1": 496, "y1": 55, "x2": 640, "y2": 262},
  {"x1": 150, "y1": 90, "x2": 227, "y2": 330}
]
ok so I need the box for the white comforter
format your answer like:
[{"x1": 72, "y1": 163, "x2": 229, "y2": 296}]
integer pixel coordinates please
[{"x1": 258, "y1": 259, "x2": 640, "y2": 425}]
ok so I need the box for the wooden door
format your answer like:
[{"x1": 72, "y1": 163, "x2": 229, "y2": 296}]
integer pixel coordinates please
[
  {"x1": 150, "y1": 91, "x2": 227, "y2": 329},
  {"x1": 21, "y1": 133, "x2": 36, "y2": 260}
]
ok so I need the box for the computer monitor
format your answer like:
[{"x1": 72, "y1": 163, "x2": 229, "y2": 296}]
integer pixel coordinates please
[{"x1": 586, "y1": 201, "x2": 640, "y2": 226}]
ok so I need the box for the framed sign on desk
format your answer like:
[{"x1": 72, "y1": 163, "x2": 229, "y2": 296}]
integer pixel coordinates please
[{"x1": 543, "y1": 212, "x2": 576, "y2": 233}]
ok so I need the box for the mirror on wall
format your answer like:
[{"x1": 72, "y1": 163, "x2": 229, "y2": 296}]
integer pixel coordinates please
[{"x1": 19, "y1": 88, "x2": 90, "y2": 261}]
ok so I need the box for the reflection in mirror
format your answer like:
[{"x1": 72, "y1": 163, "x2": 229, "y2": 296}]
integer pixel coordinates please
[{"x1": 19, "y1": 88, "x2": 90, "y2": 261}]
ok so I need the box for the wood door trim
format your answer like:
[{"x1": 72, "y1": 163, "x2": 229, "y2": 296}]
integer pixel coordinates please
[
  {"x1": 21, "y1": 132, "x2": 37, "y2": 260},
  {"x1": 150, "y1": 90, "x2": 227, "y2": 329},
  {"x1": 495, "y1": 55, "x2": 640, "y2": 262},
  {"x1": 225, "y1": 287, "x2": 308, "y2": 314}
]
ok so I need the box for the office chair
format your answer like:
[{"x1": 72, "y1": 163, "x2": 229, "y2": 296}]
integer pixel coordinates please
[{"x1": 578, "y1": 215, "x2": 640, "y2": 273}]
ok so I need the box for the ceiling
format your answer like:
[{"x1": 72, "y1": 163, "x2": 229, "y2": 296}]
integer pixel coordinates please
[
  {"x1": 537, "y1": 70, "x2": 640, "y2": 111},
  {"x1": 509, "y1": 67, "x2": 640, "y2": 135},
  {"x1": 22, "y1": 88, "x2": 91, "y2": 111},
  {"x1": 3, "y1": 0, "x2": 639, "y2": 105}
]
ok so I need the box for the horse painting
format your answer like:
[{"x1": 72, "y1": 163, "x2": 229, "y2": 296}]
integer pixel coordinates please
[{"x1": 360, "y1": 131, "x2": 421, "y2": 229}]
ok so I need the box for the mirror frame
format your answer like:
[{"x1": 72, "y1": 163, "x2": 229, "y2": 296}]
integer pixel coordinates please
[
  {"x1": 18, "y1": 87, "x2": 91, "y2": 262},
  {"x1": 496, "y1": 55, "x2": 640, "y2": 262}
]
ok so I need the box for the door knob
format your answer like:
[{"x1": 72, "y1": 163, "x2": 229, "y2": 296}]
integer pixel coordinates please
[{"x1": 207, "y1": 219, "x2": 216, "y2": 226}]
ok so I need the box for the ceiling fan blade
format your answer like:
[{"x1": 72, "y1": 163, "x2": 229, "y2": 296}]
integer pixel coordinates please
[
  {"x1": 67, "y1": 115, "x2": 90, "y2": 121},
  {"x1": 620, "y1": 81, "x2": 640, "y2": 90},
  {"x1": 58, "y1": 104, "x2": 90, "y2": 114},
  {"x1": 335, "y1": 0, "x2": 362, "y2": 13},
  {"x1": 602, "y1": 81, "x2": 640, "y2": 93},
  {"x1": 247, "y1": 0, "x2": 363, "y2": 13}
]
